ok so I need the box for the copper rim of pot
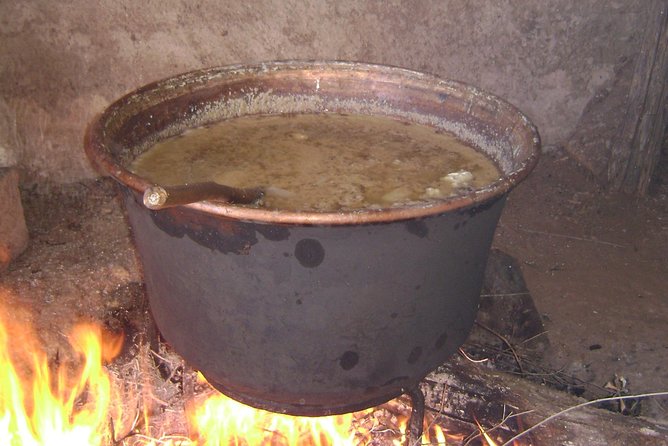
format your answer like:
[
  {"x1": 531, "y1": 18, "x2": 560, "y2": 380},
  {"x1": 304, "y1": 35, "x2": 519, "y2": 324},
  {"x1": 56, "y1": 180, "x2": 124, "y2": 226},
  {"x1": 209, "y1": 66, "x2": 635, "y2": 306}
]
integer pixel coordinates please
[{"x1": 84, "y1": 60, "x2": 540, "y2": 225}]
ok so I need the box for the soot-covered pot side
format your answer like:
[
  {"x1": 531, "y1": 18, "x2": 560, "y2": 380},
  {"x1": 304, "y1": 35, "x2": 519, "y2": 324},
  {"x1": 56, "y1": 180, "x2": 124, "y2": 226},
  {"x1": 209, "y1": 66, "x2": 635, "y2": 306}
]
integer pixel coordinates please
[{"x1": 84, "y1": 61, "x2": 540, "y2": 416}]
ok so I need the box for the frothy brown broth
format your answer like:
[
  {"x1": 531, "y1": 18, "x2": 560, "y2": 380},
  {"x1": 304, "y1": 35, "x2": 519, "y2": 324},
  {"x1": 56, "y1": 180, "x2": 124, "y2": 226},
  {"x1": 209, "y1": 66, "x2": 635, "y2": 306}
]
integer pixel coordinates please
[{"x1": 130, "y1": 113, "x2": 501, "y2": 211}]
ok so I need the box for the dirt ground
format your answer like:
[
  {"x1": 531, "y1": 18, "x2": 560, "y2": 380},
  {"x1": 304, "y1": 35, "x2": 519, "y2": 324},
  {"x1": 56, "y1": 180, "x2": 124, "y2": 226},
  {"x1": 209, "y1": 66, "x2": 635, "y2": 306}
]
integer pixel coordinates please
[
  {"x1": 494, "y1": 147, "x2": 668, "y2": 421},
  {"x1": 0, "y1": 146, "x2": 666, "y2": 434}
]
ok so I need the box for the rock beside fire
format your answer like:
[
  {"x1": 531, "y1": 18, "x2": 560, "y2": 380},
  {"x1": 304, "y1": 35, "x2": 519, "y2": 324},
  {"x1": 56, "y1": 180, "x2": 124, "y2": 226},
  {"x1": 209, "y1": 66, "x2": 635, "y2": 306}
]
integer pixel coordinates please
[
  {"x1": 466, "y1": 248, "x2": 550, "y2": 368},
  {"x1": 0, "y1": 167, "x2": 28, "y2": 272}
]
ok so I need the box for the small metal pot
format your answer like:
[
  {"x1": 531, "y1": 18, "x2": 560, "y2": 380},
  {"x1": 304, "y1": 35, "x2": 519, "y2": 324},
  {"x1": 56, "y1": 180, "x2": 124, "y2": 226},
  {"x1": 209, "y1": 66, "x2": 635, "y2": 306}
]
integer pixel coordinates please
[{"x1": 85, "y1": 61, "x2": 539, "y2": 416}]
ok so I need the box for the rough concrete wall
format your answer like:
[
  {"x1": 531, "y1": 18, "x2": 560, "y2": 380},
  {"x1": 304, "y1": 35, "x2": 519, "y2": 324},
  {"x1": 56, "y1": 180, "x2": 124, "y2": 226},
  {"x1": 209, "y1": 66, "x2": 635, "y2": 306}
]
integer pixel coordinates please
[{"x1": 0, "y1": 0, "x2": 645, "y2": 184}]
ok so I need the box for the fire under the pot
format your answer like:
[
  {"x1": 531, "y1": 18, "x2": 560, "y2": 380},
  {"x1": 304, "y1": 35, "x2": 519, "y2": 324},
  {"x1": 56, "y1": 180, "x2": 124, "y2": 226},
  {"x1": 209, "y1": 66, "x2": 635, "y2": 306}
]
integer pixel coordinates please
[{"x1": 0, "y1": 297, "x2": 506, "y2": 445}]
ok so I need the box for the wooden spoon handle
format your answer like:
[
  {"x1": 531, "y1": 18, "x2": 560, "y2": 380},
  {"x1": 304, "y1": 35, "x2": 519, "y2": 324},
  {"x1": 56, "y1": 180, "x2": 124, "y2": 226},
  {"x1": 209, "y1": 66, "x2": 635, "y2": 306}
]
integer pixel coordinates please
[{"x1": 143, "y1": 182, "x2": 264, "y2": 210}]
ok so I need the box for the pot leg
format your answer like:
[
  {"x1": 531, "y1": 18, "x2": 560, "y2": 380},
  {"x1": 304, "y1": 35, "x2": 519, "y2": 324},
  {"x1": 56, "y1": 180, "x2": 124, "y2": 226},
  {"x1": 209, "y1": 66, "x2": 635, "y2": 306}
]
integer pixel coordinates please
[{"x1": 405, "y1": 386, "x2": 425, "y2": 446}]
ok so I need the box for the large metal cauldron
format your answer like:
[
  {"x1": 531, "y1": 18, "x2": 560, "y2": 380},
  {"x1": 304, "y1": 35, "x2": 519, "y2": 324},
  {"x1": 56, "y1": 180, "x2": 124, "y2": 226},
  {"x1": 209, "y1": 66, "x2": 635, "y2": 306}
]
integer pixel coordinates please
[{"x1": 85, "y1": 61, "x2": 539, "y2": 416}]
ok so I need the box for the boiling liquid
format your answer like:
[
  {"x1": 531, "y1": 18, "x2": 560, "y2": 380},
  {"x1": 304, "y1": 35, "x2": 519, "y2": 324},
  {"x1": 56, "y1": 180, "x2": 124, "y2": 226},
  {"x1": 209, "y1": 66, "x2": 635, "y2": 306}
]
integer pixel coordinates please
[{"x1": 130, "y1": 113, "x2": 500, "y2": 211}]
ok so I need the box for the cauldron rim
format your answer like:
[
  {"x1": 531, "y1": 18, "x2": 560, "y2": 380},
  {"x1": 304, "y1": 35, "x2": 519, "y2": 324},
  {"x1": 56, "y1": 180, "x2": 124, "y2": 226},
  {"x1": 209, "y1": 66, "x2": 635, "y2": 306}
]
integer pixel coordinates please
[{"x1": 84, "y1": 60, "x2": 540, "y2": 225}]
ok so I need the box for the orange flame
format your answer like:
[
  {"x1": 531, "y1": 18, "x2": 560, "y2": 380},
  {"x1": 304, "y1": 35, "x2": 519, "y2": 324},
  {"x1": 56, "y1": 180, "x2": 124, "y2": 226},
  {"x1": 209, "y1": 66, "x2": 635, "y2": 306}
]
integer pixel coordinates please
[
  {"x1": 392, "y1": 414, "x2": 452, "y2": 446},
  {"x1": 475, "y1": 418, "x2": 499, "y2": 446},
  {"x1": 0, "y1": 304, "x2": 367, "y2": 446},
  {"x1": 0, "y1": 307, "x2": 123, "y2": 446},
  {"x1": 0, "y1": 300, "x2": 459, "y2": 446},
  {"x1": 187, "y1": 384, "x2": 358, "y2": 445}
]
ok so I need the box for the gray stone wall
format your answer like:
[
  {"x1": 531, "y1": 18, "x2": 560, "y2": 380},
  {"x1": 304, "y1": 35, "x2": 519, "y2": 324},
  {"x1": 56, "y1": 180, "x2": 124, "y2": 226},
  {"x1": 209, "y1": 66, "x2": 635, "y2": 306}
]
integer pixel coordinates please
[{"x1": 0, "y1": 0, "x2": 646, "y2": 184}]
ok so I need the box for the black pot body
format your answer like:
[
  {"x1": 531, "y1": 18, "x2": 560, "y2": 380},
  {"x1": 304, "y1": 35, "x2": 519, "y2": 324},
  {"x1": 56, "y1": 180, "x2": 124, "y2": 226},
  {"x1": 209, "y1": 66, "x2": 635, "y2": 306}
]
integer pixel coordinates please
[{"x1": 124, "y1": 190, "x2": 504, "y2": 415}]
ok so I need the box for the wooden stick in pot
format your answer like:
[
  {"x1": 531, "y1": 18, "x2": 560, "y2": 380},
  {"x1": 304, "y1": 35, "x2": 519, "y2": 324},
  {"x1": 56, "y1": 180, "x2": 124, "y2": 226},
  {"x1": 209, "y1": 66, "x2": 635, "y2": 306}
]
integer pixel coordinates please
[{"x1": 143, "y1": 182, "x2": 265, "y2": 210}]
